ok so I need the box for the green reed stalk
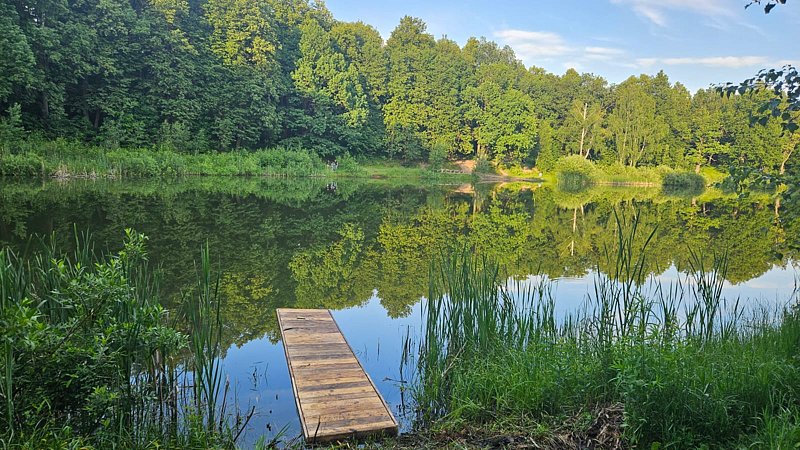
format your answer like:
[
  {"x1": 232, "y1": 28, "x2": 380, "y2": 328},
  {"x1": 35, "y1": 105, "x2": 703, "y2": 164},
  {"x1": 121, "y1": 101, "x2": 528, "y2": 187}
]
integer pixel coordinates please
[
  {"x1": 187, "y1": 242, "x2": 224, "y2": 432},
  {"x1": 411, "y1": 210, "x2": 800, "y2": 447}
]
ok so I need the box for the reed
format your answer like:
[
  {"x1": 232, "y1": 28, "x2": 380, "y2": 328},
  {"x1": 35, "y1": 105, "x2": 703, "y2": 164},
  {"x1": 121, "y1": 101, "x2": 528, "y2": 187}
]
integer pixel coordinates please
[
  {"x1": 187, "y1": 242, "x2": 225, "y2": 433},
  {"x1": 411, "y1": 212, "x2": 800, "y2": 447},
  {"x1": 0, "y1": 231, "x2": 245, "y2": 448}
]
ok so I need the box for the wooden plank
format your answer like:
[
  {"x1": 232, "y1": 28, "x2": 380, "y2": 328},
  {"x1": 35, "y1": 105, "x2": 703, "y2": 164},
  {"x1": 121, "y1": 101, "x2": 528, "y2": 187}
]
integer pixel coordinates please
[
  {"x1": 301, "y1": 397, "x2": 387, "y2": 413},
  {"x1": 277, "y1": 308, "x2": 399, "y2": 444}
]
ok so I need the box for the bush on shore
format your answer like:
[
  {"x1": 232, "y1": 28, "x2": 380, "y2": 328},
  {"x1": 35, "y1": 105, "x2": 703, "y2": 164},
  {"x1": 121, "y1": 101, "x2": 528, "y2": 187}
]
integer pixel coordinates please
[
  {"x1": 554, "y1": 155, "x2": 596, "y2": 188},
  {"x1": 0, "y1": 231, "x2": 242, "y2": 448},
  {"x1": 662, "y1": 171, "x2": 707, "y2": 192}
]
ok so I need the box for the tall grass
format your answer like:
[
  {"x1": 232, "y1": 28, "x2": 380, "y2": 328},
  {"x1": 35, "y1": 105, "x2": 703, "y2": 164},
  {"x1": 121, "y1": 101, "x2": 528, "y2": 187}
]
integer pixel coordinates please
[
  {"x1": 187, "y1": 242, "x2": 225, "y2": 433},
  {"x1": 0, "y1": 141, "x2": 331, "y2": 178},
  {"x1": 0, "y1": 230, "x2": 246, "y2": 448},
  {"x1": 411, "y1": 213, "x2": 800, "y2": 447}
]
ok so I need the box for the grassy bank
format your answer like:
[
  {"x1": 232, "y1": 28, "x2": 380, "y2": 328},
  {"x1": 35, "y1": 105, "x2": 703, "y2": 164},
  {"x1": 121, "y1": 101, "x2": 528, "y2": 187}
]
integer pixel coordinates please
[
  {"x1": 0, "y1": 231, "x2": 258, "y2": 449},
  {"x1": 358, "y1": 158, "x2": 473, "y2": 182},
  {"x1": 553, "y1": 155, "x2": 724, "y2": 190},
  {"x1": 0, "y1": 140, "x2": 339, "y2": 178},
  {"x1": 409, "y1": 214, "x2": 800, "y2": 449},
  {"x1": 1, "y1": 141, "x2": 732, "y2": 189},
  {"x1": 0, "y1": 140, "x2": 473, "y2": 182}
]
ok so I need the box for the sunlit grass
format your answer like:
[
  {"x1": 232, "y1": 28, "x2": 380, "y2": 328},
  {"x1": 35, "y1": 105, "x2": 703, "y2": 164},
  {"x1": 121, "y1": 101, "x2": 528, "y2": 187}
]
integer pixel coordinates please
[{"x1": 409, "y1": 211, "x2": 800, "y2": 447}]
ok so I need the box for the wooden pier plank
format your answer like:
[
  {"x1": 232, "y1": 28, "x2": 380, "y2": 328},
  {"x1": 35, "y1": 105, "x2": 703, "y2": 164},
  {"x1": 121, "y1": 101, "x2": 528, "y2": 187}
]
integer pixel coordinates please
[{"x1": 277, "y1": 308, "x2": 399, "y2": 444}]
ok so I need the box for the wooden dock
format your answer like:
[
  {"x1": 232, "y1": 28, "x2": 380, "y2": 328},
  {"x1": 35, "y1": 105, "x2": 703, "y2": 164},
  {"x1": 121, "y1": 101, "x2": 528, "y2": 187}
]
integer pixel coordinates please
[{"x1": 276, "y1": 308, "x2": 399, "y2": 444}]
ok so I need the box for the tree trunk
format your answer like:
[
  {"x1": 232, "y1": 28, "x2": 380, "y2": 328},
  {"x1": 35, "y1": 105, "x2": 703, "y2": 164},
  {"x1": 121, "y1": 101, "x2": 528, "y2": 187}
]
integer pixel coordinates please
[
  {"x1": 572, "y1": 207, "x2": 577, "y2": 232},
  {"x1": 695, "y1": 162, "x2": 701, "y2": 174},
  {"x1": 570, "y1": 208, "x2": 577, "y2": 256},
  {"x1": 579, "y1": 102, "x2": 587, "y2": 157}
]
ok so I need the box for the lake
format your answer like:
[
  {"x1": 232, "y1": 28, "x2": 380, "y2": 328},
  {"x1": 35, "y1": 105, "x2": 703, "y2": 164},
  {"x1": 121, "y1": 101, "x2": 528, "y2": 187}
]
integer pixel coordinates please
[{"x1": 1, "y1": 177, "x2": 797, "y2": 447}]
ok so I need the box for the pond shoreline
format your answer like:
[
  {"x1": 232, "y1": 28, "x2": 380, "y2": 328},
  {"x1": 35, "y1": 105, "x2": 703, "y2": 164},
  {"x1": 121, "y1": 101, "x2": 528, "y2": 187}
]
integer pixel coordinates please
[
  {"x1": 0, "y1": 162, "x2": 718, "y2": 190},
  {"x1": 2, "y1": 176, "x2": 798, "y2": 449},
  {"x1": 1, "y1": 144, "x2": 729, "y2": 190}
]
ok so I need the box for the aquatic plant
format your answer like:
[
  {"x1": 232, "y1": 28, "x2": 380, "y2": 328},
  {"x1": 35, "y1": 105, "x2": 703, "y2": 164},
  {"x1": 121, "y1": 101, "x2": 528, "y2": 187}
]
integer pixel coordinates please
[
  {"x1": 0, "y1": 230, "x2": 246, "y2": 448},
  {"x1": 411, "y1": 212, "x2": 800, "y2": 447}
]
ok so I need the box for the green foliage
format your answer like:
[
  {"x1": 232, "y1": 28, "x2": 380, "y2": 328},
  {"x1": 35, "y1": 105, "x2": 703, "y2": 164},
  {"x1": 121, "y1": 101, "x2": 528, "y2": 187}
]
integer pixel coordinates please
[
  {"x1": 0, "y1": 104, "x2": 24, "y2": 153},
  {"x1": 720, "y1": 64, "x2": 798, "y2": 134},
  {"x1": 562, "y1": 99, "x2": 604, "y2": 158},
  {"x1": 607, "y1": 76, "x2": 666, "y2": 167},
  {"x1": 534, "y1": 120, "x2": 559, "y2": 171},
  {"x1": 594, "y1": 163, "x2": 671, "y2": 184},
  {"x1": 662, "y1": 171, "x2": 706, "y2": 192},
  {"x1": 0, "y1": 5, "x2": 34, "y2": 105},
  {"x1": 335, "y1": 152, "x2": 364, "y2": 175},
  {"x1": 0, "y1": 231, "x2": 243, "y2": 447},
  {"x1": 0, "y1": 0, "x2": 794, "y2": 175},
  {"x1": 204, "y1": 0, "x2": 276, "y2": 67},
  {"x1": 0, "y1": 144, "x2": 330, "y2": 178},
  {"x1": 412, "y1": 217, "x2": 800, "y2": 447},
  {"x1": 252, "y1": 147, "x2": 326, "y2": 176},
  {"x1": 427, "y1": 142, "x2": 448, "y2": 171},
  {"x1": 474, "y1": 156, "x2": 494, "y2": 174},
  {"x1": 0, "y1": 153, "x2": 43, "y2": 177},
  {"x1": 187, "y1": 243, "x2": 225, "y2": 432},
  {"x1": 554, "y1": 154, "x2": 596, "y2": 187},
  {"x1": 289, "y1": 223, "x2": 371, "y2": 310}
]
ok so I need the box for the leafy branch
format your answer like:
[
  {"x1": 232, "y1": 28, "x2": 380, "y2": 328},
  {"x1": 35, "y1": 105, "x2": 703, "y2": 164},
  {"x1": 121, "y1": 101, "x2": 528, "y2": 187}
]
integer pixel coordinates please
[
  {"x1": 746, "y1": 0, "x2": 788, "y2": 14},
  {"x1": 718, "y1": 65, "x2": 799, "y2": 133}
]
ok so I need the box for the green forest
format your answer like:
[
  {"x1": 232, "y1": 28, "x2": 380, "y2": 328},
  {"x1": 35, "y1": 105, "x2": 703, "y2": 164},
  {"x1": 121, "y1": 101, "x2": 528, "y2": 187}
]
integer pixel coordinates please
[
  {"x1": 0, "y1": 0, "x2": 797, "y2": 175},
  {"x1": 3, "y1": 0, "x2": 800, "y2": 448}
]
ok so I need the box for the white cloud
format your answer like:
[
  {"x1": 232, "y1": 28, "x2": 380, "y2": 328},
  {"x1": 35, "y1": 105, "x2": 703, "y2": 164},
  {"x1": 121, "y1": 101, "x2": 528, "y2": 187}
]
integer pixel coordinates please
[
  {"x1": 636, "y1": 57, "x2": 658, "y2": 67},
  {"x1": 610, "y1": 0, "x2": 731, "y2": 26},
  {"x1": 492, "y1": 29, "x2": 573, "y2": 58},
  {"x1": 494, "y1": 30, "x2": 626, "y2": 66},
  {"x1": 584, "y1": 46, "x2": 626, "y2": 61},
  {"x1": 636, "y1": 56, "x2": 770, "y2": 68}
]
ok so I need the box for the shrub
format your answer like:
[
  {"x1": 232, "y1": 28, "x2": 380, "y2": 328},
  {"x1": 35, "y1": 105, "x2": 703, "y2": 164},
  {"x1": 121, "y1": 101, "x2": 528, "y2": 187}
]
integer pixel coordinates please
[
  {"x1": 0, "y1": 104, "x2": 25, "y2": 153},
  {"x1": 107, "y1": 149, "x2": 159, "y2": 177},
  {"x1": 0, "y1": 153, "x2": 45, "y2": 177},
  {"x1": 427, "y1": 142, "x2": 448, "y2": 171},
  {"x1": 662, "y1": 171, "x2": 706, "y2": 191},
  {"x1": 0, "y1": 232, "x2": 238, "y2": 447},
  {"x1": 474, "y1": 157, "x2": 494, "y2": 174},
  {"x1": 335, "y1": 152, "x2": 365, "y2": 175},
  {"x1": 255, "y1": 147, "x2": 325, "y2": 176},
  {"x1": 555, "y1": 155, "x2": 596, "y2": 187}
]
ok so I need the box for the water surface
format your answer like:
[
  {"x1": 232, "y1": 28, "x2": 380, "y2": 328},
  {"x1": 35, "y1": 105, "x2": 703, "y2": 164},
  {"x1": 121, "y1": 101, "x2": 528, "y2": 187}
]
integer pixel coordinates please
[{"x1": 1, "y1": 178, "x2": 797, "y2": 446}]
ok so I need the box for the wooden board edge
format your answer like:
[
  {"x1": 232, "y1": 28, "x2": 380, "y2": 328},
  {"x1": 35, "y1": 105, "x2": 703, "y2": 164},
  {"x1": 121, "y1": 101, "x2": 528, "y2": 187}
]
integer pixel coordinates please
[
  {"x1": 276, "y1": 309, "x2": 311, "y2": 440},
  {"x1": 307, "y1": 424, "x2": 399, "y2": 445},
  {"x1": 327, "y1": 309, "x2": 400, "y2": 430}
]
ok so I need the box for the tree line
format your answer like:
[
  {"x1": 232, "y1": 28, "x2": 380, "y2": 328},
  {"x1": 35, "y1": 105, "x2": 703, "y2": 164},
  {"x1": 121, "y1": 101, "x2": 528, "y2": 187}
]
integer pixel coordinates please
[{"x1": 0, "y1": 0, "x2": 796, "y2": 174}]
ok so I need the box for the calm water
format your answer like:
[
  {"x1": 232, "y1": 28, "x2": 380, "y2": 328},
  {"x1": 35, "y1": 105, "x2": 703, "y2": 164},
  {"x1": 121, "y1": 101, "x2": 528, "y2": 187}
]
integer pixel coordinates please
[{"x1": 1, "y1": 177, "x2": 798, "y2": 446}]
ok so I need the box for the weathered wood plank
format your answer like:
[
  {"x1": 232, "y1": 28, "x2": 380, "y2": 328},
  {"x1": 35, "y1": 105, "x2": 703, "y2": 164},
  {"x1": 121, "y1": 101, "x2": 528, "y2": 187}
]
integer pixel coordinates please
[{"x1": 277, "y1": 308, "x2": 399, "y2": 444}]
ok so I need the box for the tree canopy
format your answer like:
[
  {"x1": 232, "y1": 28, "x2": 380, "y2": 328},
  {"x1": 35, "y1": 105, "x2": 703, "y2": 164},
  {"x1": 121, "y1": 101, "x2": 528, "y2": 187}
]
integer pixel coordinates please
[{"x1": 0, "y1": 0, "x2": 796, "y2": 177}]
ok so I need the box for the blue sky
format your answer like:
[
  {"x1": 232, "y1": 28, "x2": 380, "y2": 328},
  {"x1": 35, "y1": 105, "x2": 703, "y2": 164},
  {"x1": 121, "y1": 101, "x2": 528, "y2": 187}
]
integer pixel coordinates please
[{"x1": 325, "y1": 0, "x2": 800, "y2": 92}]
